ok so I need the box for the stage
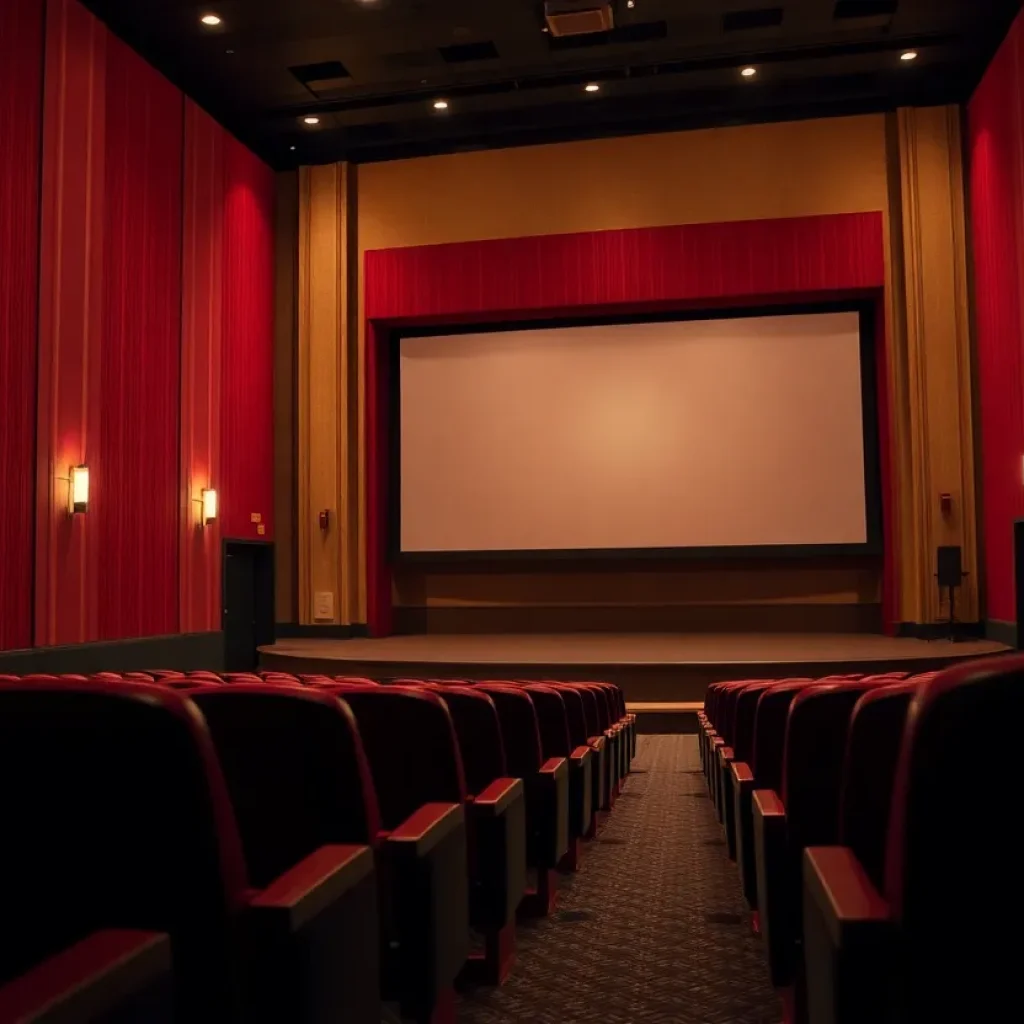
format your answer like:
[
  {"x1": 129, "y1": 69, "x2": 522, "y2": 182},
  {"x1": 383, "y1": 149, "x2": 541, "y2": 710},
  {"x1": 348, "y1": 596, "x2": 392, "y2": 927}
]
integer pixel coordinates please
[{"x1": 259, "y1": 633, "x2": 1008, "y2": 727}]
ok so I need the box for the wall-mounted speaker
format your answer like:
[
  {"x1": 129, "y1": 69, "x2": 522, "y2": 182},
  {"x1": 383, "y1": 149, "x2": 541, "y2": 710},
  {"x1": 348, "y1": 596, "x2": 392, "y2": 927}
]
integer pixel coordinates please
[{"x1": 937, "y1": 545, "x2": 963, "y2": 589}]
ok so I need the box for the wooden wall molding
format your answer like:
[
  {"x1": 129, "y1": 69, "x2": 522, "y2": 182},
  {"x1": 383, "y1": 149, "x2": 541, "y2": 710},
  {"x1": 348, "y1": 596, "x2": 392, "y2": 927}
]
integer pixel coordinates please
[
  {"x1": 297, "y1": 164, "x2": 360, "y2": 625},
  {"x1": 887, "y1": 106, "x2": 978, "y2": 623}
]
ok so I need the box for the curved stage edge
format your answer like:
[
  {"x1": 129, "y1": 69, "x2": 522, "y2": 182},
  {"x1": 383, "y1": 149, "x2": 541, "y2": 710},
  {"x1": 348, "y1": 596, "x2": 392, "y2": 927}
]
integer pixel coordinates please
[{"x1": 258, "y1": 632, "x2": 1008, "y2": 732}]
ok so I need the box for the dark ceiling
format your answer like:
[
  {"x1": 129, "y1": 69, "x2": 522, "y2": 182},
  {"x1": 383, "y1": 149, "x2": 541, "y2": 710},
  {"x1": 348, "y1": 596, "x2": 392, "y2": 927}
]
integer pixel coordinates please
[{"x1": 82, "y1": 0, "x2": 1022, "y2": 169}]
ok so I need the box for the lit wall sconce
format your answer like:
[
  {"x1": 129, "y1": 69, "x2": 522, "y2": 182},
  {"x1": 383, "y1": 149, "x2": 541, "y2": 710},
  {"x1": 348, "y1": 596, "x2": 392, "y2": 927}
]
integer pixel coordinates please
[
  {"x1": 70, "y1": 465, "x2": 89, "y2": 515},
  {"x1": 202, "y1": 488, "x2": 218, "y2": 525}
]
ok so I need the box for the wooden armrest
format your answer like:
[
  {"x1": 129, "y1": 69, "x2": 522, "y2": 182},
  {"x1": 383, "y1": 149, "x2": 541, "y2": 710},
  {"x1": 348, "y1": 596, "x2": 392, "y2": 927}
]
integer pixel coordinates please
[
  {"x1": 804, "y1": 847, "x2": 890, "y2": 945},
  {"x1": 588, "y1": 735, "x2": 606, "y2": 751},
  {"x1": 0, "y1": 930, "x2": 171, "y2": 1023},
  {"x1": 570, "y1": 745, "x2": 592, "y2": 765},
  {"x1": 730, "y1": 761, "x2": 754, "y2": 785},
  {"x1": 472, "y1": 777, "x2": 524, "y2": 816},
  {"x1": 719, "y1": 746, "x2": 734, "y2": 761},
  {"x1": 385, "y1": 803, "x2": 464, "y2": 858},
  {"x1": 250, "y1": 844, "x2": 374, "y2": 931},
  {"x1": 540, "y1": 756, "x2": 568, "y2": 778},
  {"x1": 753, "y1": 788, "x2": 785, "y2": 817}
]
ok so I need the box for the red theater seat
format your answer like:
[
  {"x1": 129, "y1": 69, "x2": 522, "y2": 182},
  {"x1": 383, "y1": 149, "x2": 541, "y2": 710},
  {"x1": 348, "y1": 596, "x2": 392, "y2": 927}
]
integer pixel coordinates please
[
  {"x1": 564, "y1": 682, "x2": 620, "y2": 808},
  {"x1": 191, "y1": 685, "x2": 462, "y2": 1022},
  {"x1": 475, "y1": 683, "x2": 569, "y2": 915},
  {"x1": 559, "y1": 684, "x2": 609, "y2": 816},
  {"x1": 518, "y1": 684, "x2": 594, "y2": 871},
  {"x1": 753, "y1": 680, "x2": 878, "y2": 986},
  {"x1": 803, "y1": 656, "x2": 1024, "y2": 1023},
  {"x1": 0, "y1": 680, "x2": 377, "y2": 1023},
  {"x1": 429, "y1": 685, "x2": 527, "y2": 984}
]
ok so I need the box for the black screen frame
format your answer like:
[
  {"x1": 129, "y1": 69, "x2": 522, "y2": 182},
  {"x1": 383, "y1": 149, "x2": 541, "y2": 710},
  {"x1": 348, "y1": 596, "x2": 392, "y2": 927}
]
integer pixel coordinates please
[{"x1": 388, "y1": 300, "x2": 884, "y2": 565}]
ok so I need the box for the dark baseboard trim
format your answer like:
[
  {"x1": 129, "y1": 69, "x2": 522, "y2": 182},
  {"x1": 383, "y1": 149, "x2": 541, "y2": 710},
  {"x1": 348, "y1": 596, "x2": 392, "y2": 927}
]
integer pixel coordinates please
[
  {"x1": 985, "y1": 619, "x2": 1017, "y2": 648},
  {"x1": 394, "y1": 603, "x2": 883, "y2": 635},
  {"x1": 896, "y1": 621, "x2": 984, "y2": 642},
  {"x1": 0, "y1": 632, "x2": 224, "y2": 675},
  {"x1": 274, "y1": 623, "x2": 370, "y2": 640}
]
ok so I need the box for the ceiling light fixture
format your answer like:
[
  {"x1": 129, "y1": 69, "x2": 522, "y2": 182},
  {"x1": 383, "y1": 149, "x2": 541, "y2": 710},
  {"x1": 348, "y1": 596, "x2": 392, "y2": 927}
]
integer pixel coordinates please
[
  {"x1": 627, "y1": 0, "x2": 635, "y2": 7},
  {"x1": 302, "y1": 115, "x2": 320, "y2": 125},
  {"x1": 200, "y1": 14, "x2": 222, "y2": 27},
  {"x1": 433, "y1": 99, "x2": 449, "y2": 110},
  {"x1": 741, "y1": 66, "x2": 757, "y2": 77},
  {"x1": 901, "y1": 50, "x2": 918, "y2": 62},
  {"x1": 584, "y1": 82, "x2": 600, "y2": 93}
]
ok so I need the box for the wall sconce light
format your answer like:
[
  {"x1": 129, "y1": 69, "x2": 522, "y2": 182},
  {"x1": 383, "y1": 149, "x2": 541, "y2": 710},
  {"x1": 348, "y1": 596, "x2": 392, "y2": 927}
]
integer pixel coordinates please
[
  {"x1": 202, "y1": 488, "x2": 218, "y2": 525},
  {"x1": 70, "y1": 465, "x2": 89, "y2": 515}
]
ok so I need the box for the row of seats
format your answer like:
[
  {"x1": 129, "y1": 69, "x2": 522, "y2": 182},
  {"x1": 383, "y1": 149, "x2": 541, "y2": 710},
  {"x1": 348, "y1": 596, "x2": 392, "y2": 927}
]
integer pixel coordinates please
[
  {"x1": 0, "y1": 671, "x2": 634, "y2": 1023},
  {"x1": 698, "y1": 654, "x2": 1023, "y2": 1022}
]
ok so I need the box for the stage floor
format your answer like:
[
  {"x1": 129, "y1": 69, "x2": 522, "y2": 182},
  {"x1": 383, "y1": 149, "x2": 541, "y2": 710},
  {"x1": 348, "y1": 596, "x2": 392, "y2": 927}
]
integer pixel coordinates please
[{"x1": 259, "y1": 632, "x2": 1007, "y2": 703}]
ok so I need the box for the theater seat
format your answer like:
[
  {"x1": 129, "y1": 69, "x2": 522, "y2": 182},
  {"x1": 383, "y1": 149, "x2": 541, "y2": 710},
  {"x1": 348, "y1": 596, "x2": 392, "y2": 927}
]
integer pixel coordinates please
[
  {"x1": 191, "y1": 684, "x2": 463, "y2": 1022},
  {"x1": 559, "y1": 683, "x2": 609, "y2": 816},
  {"x1": 753, "y1": 680, "x2": 877, "y2": 986},
  {"x1": 475, "y1": 684, "x2": 569, "y2": 915},
  {"x1": 803, "y1": 655, "x2": 1024, "y2": 1023},
  {"x1": 518, "y1": 683, "x2": 593, "y2": 871},
  {"x1": 0, "y1": 680, "x2": 378, "y2": 1024},
  {"x1": 429, "y1": 685, "x2": 527, "y2": 984}
]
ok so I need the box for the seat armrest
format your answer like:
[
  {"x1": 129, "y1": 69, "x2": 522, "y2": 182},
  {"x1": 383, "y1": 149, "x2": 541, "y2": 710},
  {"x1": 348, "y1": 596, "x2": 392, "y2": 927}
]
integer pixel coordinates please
[
  {"x1": 540, "y1": 756, "x2": 568, "y2": 777},
  {"x1": 468, "y1": 779, "x2": 528, "y2": 933},
  {"x1": 719, "y1": 746, "x2": 734, "y2": 762},
  {"x1": 472, "y1": 777, "x2": 524, "y2": 817},
  {"x1": 587, "y1": 735, "x2": 608, "y2": 812},
  {"x1": 803, "y1": 847, "x2": 893, "y2": 1024},
  {"x1": 382, "y1": 805, "x2": 469, "y2": 1021},
  {"x1": 731, "y1": 762, "x2": 758, "y2": 906},
  {"x1": 249, "y1": 844, "x2": 374, "y2": 930},
  {"x1": 568, "y1": 745, "x2": 594, "y2": 839},
  {"x1": 0, "y1": 930, "x2": 172, "y2": 1024},
  {"x1": 528, "y1": 758, "x2": 570, "y2": 867},
  {"x1": 246, "y1": 845, "x2": 380, "y2": 1024},
  {"x1": 385, "y1": 803, "x2": 464, "y2": 858},
  {"x1": 753, "y1": 789, "x2": 794, "y2": 987},
  {"x1": 570, "y1": 745, "x2": 592, "y2": 766}
]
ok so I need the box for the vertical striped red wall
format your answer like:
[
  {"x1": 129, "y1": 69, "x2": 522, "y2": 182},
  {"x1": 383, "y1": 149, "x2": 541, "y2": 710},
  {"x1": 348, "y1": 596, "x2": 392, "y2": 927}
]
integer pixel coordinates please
[
  {"x1": 969, "y1": 9, "x2": 1024, "y2": 625},
  {"x1": 0, "y1": 0, "x2": 275, "y2": 651},
  {"x1": 222, "y1": 136, "x2": 276, "y2": 543},
  {"x1": 0, "y1": 0, "x2": 43, "y2": 652}
]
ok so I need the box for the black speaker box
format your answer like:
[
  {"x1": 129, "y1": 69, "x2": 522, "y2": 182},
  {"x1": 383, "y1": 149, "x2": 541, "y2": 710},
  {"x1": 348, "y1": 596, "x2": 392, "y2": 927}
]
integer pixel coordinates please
[{"x1": 937, "y1": 546, "x2": 963, "y2": 589}]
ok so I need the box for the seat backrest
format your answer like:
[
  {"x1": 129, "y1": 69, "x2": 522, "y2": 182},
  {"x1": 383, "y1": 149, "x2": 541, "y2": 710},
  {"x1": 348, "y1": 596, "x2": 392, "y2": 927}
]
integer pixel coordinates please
[
  {"x1": 519, "y1": 684, "x2": 572, "y2": 759},
  {"x1": 190, "y1": 686, "x2": 380, "y2": 888},
  {"x1": 0, "y1": 682, "x2": 248, "y2": 1017},
  {"x1": 838, "y1": 680, "x2": 918, "y2": 891},
  {"x1": 543, "y1": 684, "x2": 589, "y2": 747},
  {"x1": 718, "y1": 680, "x2": 765, "y2": 745},
  {"x1": 433, "y1": 686, "x2": 507, "y2": 796},
  {"x1": 574, "y1": 683, "x2": 612, "y2": 731},
  {"x1": 339, "y1": 686, "x2": 466, "y2": 831},
  {"x1": 733, "y1": 682, "x2": 786, "y2": 763},
  {"x1": 782, "y1": 681, "x2": 879, "y2": 852},
  {"x1": 884, "y1": 655, "x2": 1024, "y2": 1018},
  {"x1": 475, "y1": 684, "x2": 545, "y2": 778},
  {"x1": 566, "y1": 684, "x2": 601, "y2": 738},
  {"x1": 751, "y1": 680, "x2": 818, "y2": 791}
]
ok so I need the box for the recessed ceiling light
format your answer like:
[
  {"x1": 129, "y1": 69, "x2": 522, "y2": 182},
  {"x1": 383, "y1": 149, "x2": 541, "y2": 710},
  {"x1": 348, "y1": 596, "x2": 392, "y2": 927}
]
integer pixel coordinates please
[
  {"x1": 433, "y1": 99, "x2": 449, "y2": 110},
  {"x1": 302, "y1": 116, "x2": 320, "y2": 125},
  {"x1": 289, "y1": 146, "x2": 296, "y2": 151},
  {"x1": 901, "y1": 50, "x2": 918, "y2": 62},
  {"x1": 740, "y1": 66, "x2": 757, "y2": 78},
  {"x1": 200, "y1": 14, "x2": 222, "y2": 27},
  {"x1": 627, "y1": 0, "x2": 635, "y2": 7},
  {"x1": 584, "y1": 82, "x2": 600, "y2": 93}
]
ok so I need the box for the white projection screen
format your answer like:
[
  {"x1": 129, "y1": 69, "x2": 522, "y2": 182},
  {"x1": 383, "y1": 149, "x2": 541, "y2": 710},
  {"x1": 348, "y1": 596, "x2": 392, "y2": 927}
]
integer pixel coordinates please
[{"x1": 397, "y1": 311, "x2": 876, "y2": 556}]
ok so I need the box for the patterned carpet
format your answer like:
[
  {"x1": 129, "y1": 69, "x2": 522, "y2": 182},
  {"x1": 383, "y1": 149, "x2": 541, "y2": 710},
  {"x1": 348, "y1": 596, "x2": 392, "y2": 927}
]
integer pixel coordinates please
[{"x1": 457, "y1": 735, "x2": 782, "y2": 1024}]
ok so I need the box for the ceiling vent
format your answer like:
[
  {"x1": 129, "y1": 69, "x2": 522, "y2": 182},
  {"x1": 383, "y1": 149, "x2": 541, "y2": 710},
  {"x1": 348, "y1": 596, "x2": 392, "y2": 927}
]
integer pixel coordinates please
[{"x1": 544, "y1": 2, "x2": 614, "y2": 38}]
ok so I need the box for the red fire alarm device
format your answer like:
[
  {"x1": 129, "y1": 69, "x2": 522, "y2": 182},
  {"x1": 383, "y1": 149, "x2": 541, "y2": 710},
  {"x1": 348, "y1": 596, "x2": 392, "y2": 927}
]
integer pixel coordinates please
[
  {"x1": 319, "y1": 509, "x2": 330, "y2": 532},
  {"x1": 940, "y1": 493, "x2": 953, "y2": 515}
]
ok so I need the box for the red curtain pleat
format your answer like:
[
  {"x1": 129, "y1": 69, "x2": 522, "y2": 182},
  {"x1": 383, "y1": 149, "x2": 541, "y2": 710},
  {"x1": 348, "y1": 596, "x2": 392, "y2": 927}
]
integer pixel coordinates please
[
  {"x1": 969, "y1": 10, "x2": 1024, "y2": 624},
  {"x1": 0, "y1": 0, "x2": 43, "y2": 651},
  {"x1": 364, "y1": 212, "x2": 888, "y2": 637}
]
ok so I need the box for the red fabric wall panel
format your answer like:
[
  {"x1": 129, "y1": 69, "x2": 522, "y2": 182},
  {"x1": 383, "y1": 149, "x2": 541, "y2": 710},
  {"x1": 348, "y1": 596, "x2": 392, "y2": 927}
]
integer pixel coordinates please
[
  {"x1": 0, "y1": 0, "x2": 43, "y2": 651},
  {"x1": 969, "y1": 11, "x2": 1024, "y2": 624},
  {"x1": 35, "y1": 0, "x2": 107, "y2": 646},
  {"x1": 180, "y1": 101, "x2": 224, "y2": 633},
  {"x1": 96, "y1": 35, "x2": 183, "y2": 640},
  {"x1": 221, "y1": 135, "x2": 275, "y2": 542},
  {"x1": 364, "y1": 211, "x2": 888, "y2": 636}
]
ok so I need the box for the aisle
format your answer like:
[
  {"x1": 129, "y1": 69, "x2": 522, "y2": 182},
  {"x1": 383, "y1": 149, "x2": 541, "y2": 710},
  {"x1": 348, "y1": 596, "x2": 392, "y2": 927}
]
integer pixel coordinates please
[{"x1": 457, "y1": 735, "x2": 782, "y2": 1024}]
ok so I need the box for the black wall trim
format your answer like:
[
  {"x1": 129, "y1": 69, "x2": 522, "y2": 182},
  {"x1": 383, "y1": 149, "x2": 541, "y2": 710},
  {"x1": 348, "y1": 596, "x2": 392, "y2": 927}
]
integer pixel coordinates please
[
  {"x1": 0, "y1": 632, "x2": 224, "y2": 675},
  {"x1": 896, "y1": 621, "x2": 984, "y2": 642},
  {"x1": 986, "y1": 619, "x2": 1017, "y2": 649},
  {"x1": 274, "y1": 623, "x2": 370, "y2": 640}
]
